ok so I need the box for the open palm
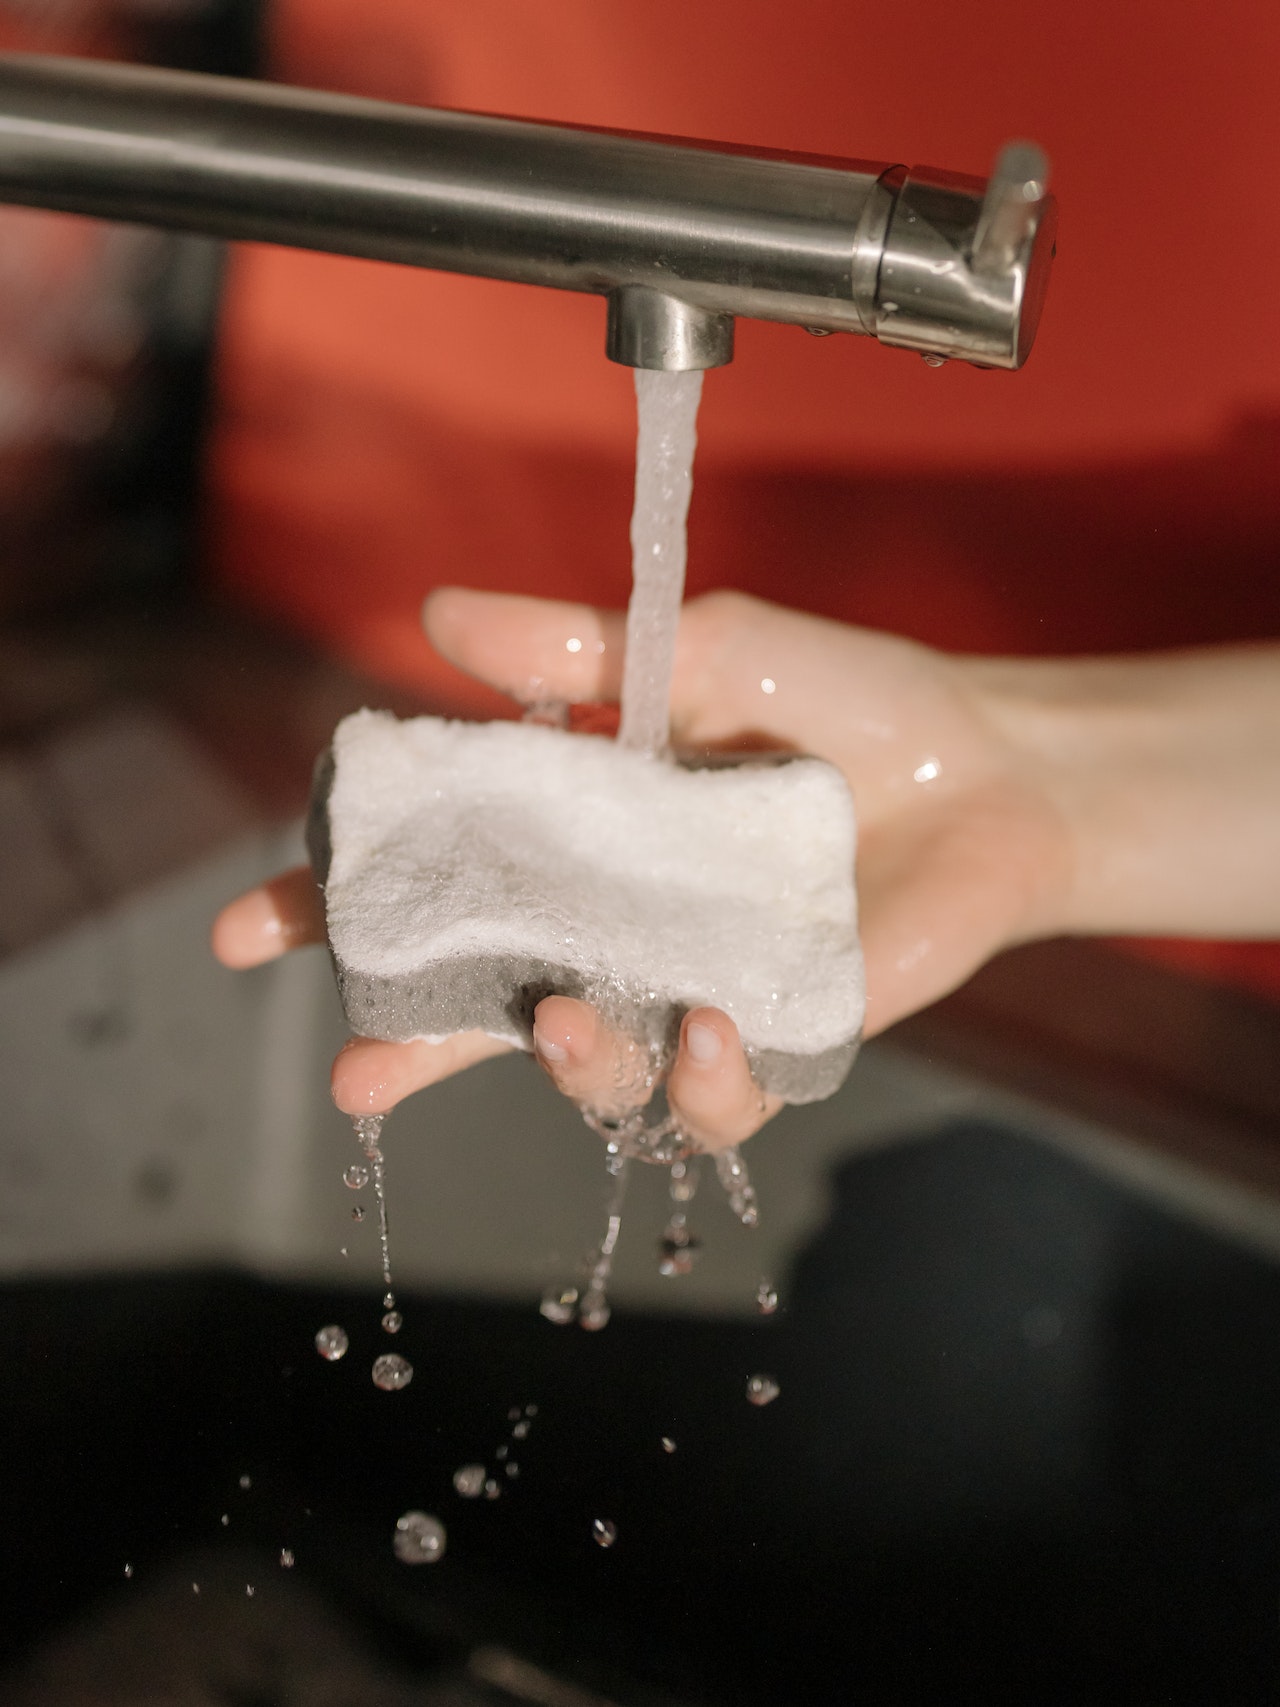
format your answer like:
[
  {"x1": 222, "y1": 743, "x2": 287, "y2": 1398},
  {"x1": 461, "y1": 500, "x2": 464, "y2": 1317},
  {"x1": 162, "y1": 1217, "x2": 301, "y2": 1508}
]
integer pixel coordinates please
[{"x1": 213, "y1": 589, "x2": 1070, "y2": 1148}]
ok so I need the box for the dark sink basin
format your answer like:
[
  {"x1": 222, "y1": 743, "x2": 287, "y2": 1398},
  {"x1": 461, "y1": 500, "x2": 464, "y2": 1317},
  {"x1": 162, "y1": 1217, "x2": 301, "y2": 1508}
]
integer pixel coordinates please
[{"x1": 6, "y1": 1116, "x2": 1280, "y2": 1705}]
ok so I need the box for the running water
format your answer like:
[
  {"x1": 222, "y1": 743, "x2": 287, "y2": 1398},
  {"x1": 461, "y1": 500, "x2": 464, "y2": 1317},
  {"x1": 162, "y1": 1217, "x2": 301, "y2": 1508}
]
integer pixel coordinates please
[
  {"x1": 352, "y1": 1115, "x2": 394, "y2": 1289},
  {"x1": 617, "y1": 368, "x2": 703, "y2": 756},
  {"x1": 540, "y1": 1151, "x2": 630, "y2": 1330}
]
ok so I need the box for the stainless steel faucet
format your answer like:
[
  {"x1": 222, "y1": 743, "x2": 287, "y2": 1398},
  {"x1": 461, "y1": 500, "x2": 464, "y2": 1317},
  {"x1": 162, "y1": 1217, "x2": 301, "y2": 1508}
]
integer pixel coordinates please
[{"x1": 0, "y1": 54, "x2": 1056, "y2": 372}]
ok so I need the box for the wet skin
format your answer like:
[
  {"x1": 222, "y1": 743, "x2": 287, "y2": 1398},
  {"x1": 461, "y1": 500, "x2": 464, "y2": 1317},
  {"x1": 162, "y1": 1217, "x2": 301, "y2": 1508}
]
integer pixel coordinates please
[{"x1": 213, "y1": 590, "x2": 1280, "y2": 1151}]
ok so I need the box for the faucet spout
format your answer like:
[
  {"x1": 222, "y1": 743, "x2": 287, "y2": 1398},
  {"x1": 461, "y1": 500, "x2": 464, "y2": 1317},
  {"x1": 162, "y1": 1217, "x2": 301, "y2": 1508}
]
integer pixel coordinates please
[
  {"x1": 606, "y1": 288, "x2": 734, "y2": 372},
  {"x1": 0, "y1": 54, "x2": 1056, "y2": 372}
]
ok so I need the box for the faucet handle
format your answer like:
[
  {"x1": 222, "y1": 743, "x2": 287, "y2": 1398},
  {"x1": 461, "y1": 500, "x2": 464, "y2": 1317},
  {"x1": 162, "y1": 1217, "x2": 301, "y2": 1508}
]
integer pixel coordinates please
[
  {"x1": 970, "y1": 141, "x2": 1050, "y2": 276},
  {"x1": 871, "y1": 140, "x2": 1057, "y2": 370}
]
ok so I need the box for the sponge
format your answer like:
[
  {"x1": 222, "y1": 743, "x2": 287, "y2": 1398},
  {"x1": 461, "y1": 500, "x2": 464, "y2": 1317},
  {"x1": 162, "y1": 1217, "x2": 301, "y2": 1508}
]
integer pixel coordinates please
[{"x1": 308, "y1": 711, "x2": 864, "y2": 1103}]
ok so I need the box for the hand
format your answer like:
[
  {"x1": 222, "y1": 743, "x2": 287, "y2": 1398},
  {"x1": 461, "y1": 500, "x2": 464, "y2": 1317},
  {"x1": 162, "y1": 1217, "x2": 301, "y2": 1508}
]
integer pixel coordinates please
[{"x1": 213, "y1": 589, "x2": 1076, "y2": 1146}]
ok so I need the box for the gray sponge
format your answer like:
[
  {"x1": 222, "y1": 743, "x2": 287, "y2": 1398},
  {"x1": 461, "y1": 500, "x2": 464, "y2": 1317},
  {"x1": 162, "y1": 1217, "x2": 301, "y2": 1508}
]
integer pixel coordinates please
[{"x1": 308, "y1": 711, "x2": 864, "y2": 1103}]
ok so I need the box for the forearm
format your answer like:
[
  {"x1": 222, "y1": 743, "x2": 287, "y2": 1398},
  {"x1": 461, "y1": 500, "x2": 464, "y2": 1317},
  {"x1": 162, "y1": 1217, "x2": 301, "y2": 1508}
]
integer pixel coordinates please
[{"x1": 966, "y1": 644, "x2": 1280, "y2": 940}]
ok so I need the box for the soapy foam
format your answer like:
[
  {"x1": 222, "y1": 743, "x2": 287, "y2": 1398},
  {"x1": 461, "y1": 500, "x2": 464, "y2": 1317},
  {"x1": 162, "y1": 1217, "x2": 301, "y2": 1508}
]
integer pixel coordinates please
[{"x1": 310, "y1": 711, "x2": 863, "y2": 1101}]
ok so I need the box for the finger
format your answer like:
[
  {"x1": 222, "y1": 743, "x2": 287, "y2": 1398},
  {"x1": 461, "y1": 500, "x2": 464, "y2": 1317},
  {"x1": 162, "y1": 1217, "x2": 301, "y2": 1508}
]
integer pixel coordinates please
[
  {"x1": 666, "y1": 1007, "x2": 782, "y2": 1153},
  {"x1": 331, "y1": 1030, "x2": 512, "y2": 1116},
  {"x1": 531, "y1": 995, "x2": 657, "y2": 1118},
  {"x1": 211, "y1": 866, "x2": 324, "y2": 968},
  {"x1": 424, "y1": 588, "x2": 626, "y2": 706}
]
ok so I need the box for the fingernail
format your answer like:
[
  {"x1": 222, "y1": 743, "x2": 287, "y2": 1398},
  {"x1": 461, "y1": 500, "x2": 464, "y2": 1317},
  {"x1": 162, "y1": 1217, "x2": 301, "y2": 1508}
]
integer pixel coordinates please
[
  {"x1": 685, "y1": 1021, "x2": 723, "y2": 1065},
  {"x1": 534, "y1": 1028, "x2": 569, "y2": 1064}
]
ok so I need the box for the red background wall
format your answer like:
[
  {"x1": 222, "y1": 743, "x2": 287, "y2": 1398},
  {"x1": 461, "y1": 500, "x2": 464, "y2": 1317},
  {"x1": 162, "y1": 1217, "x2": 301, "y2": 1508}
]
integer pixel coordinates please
[{"x1": 205, "y1": 0, "x2": 1280, "y2": 996}]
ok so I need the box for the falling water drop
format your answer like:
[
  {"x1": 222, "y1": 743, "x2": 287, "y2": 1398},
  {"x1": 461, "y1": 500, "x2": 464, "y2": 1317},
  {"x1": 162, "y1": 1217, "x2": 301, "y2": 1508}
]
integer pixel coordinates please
[
  {"x1": 393, "y1": 1511, "x2": 446, "y2": 1565},
  {"x1": 314, "y1": 1325, "x2": 349, "y2": 1362},
  {"x1": 453, "y1": 1465, "x2": 486, "y2": 1499},
  {"x1": 746, "y1": 1374, "x2": 781, "y2": 1407},
  {"x1": 505, "y1": 1462, "x2": 520, "y2": 1479},
  {"x1": 661, "y1": 1436, "x2": 677, "y2": 1454},
  {"x1": 381, "y1": 1310, "x2": 403, "y2": 1334},
  {"x1": 350, "y1": 1204, "x2": 366, "y2": 1222},
  {"x1": 372, "y1": 1354, "x2": 413, "y2": 1391},
  {"x1": 352, "y1": 1114, "x2": 394, "y2": 1289},
  {"x1": 511, "y1": 1419, "x2": 530, "y2": 1441},
  {"x1": 123, "y1": 1563, "x2": 133, "y2": 1579},
  {"x1": 343, "y1": 1164, "x2": 369, "y2": 1190},
  {"x1": 238, "y1": 1474, "x2": 252, "y2": 1490},
  {"x1": 484, "y1": 1478, "x2": 501, "y2": 1501},
  {"x1": 756, "y1": 1278, "x2": 779, "y2": 1316},
  {"x1": 540, "y1": 1285, "x2": 578, "y2": 1325},
  {"x1": 591, "y1": 1519, "x2": 618, "y2": 1549},
  {"x1": 279, "y1": 1548, "x2": 295, "y2": 1569}
]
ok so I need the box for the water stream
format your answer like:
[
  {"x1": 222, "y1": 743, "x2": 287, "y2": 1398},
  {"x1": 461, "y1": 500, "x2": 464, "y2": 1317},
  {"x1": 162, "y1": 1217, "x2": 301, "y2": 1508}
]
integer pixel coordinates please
[{"x1": 617, "y1": 367, "x2": 703, "y2": 756}]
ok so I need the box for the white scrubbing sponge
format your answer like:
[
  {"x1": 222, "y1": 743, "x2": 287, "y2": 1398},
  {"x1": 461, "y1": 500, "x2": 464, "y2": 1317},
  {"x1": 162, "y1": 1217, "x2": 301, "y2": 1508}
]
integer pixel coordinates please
[{"x1": 308, "y1": 711, "x2": 864, "y2": 1102}]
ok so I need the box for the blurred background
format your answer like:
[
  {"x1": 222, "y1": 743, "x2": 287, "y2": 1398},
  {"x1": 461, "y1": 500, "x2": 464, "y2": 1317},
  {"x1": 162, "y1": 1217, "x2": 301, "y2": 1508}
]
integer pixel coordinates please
[{"x1": 2, "y1": 2, "x2": 1280, "y2": 1703}]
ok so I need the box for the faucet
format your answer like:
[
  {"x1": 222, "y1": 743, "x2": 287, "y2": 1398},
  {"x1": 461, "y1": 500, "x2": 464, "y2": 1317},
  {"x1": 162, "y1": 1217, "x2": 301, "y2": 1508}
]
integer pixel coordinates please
[{"x1": 0, "y1": 54, "x2": 1056, "y2": 373}]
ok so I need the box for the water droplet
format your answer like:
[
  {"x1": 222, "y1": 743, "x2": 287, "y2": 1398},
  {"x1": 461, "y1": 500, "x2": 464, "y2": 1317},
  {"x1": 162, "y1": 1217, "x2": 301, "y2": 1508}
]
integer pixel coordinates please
[
  {"x1": 245, "y1": 1585, "x2": 255, "y2": 1598},
  {"x1": 381, "y1": 1310, "x2": 403, "y2": 1334},
  {"x1": 393, "y1": 1511, "x2": 446, "y2": 1565},
  {"x1": 351, "y1": 1204, "x2": 366, "y2": 1222},
  {"x1": 746, "y1": 1374, "x2": 780, "y2": 1407},
  {"x1": 540, "y1": 1285, "x2": 578, "y2": 1325},
  {"x1": 505, "y1": 1462, "x2": 520, "y2": 1479},
  {"x1": 512, "y1": 1419, "x2": 530, "y2": 1440},
  {"x1": 238, "y1": 1474, "x2": 252, "y2": 1490},
  {"x1": 372, "y1": 1354, "x2": 413, "y2": 1391},
  {"x1": 508, "y1": 1406, "x2": 521, "y2": 1422},
  {"x1": 279, "y1": 1548, "x2": 295, "y2": 1569},
  {"x1": 123, "y1": 1563, "x2": 133, "y2": 1579},
  {"x1": 192, "y1": 1582, "x2": 200, "y2": 1594},
  {"x1": 484, "y1": 1478, "x2": 501, "y2": 1500},
  {"x1": 495, "y1": 1444, "x2": 509, "y2": 1460},
  {"x1": 592, "y1": 1518, "x2": 618, "y2": 1548},
  {"x1": 339, "y1": 1247, "x2": 348, "y2": 1258},
  {"x1": 343, "y1": 1164, "x2": 369, "y2": 1190},
  {"x1": 383, "y1": 1291, "x2": 396, "y2": 1309},
  {"x1": 920, "y1": 352, "x2": 948, "y2": 368},
  {"x1": 756, "y1": 1279, "x2": 779, "y2": 1316},
  {"x1": 657, "y1": 1232, "x2": 702, "y2": 1277},
  {"x1": 580, "y1": 1301, "x2": 611, "y2": 1332},
  {"x1": 220, "y1": 1513, "x2": 230, "y2": 1527},
  {"x1": 525, "y1": 1404, "x2": 538, "y2": 1417},
  {"x1": 314, "y1": 1324, "x2": 349, "y2": 1362},
  {"x1": 760, "y1": 676, "x2": 777, "y2": 695},
  {"x1": 453, "y1": 1464, "x2": 486, "y2": 1499},
  {"x1": 661, "y1": 1436, "x2": 677, "y2": 1454}
]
